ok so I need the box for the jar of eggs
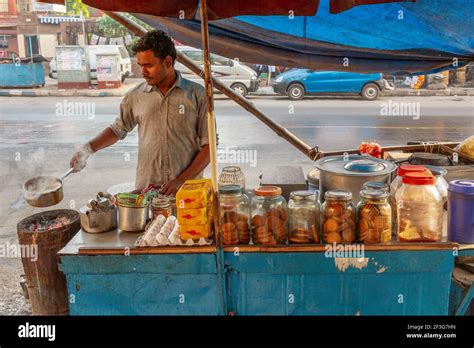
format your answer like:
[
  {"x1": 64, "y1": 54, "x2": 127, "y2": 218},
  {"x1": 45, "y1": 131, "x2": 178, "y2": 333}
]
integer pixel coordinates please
[
  {"x1": 288, "y1": 191, "x2": 320, "y2": 244},
  {"x1": 251, "y1": 186, "x2": 288, "y2": 245},
  {"x1": 357, "y1": 189, "x2": 392, "y2": 244},
  {"x1": 321, "y1": 190, "x2": 356, "y2": 244},
  {"x1": 219, "y1": 185, "x2": 251, "y2": 245}
]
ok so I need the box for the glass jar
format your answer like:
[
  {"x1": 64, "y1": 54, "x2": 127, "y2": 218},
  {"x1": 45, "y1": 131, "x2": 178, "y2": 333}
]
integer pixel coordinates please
[
  {"x1": 251, "y1": 186, "x2": 288, "y2": 245},
  {"x1": 362, "y1": 181, "x2": 390, "y2": 192},
  {"x1": 395, "y1": 172, "x2": 443, "y2": 242},
  {"x1": 151, "y1": 196, "x2": 172, "y2": 220},
  {"x1": 321, "y1": 190, "x2": 356, "y2": 244},
  {"x1": 218, "y1": 166, "x2": 245, "y2": 189},
  {"x1": 357, "y1": 189, "x2": 392, "y2": 244},
  {"x1": 219, "y1": 185, "x2": 251, "y2": 245},
  {"x1": 288, "y1": 191, "x2": 320, "y2": 244}
]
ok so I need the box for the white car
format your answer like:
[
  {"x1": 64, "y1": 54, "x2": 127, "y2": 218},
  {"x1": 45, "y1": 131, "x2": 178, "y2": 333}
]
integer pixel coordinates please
[
  {"x1": 49, "y1": 45, "x2": 133, "y2": 83},
  {"x1": 175, "y1": 46, "x2": 258, "y2": 97}
]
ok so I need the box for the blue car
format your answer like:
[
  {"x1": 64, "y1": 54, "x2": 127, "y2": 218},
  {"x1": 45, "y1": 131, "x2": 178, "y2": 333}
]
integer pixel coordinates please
[{"x1": 272, "y1": 69, "x2": 385, "y2": 101}]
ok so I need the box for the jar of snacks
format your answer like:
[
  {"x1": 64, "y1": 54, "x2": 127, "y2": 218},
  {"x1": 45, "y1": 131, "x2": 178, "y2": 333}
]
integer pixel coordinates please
[
  {"x1": 151, "y1": 196, "x2": 172, "y2": 220},
  {"x1": 251, "y1": 186, "x2": 288, "y2": 245},
  {"x1": 288, "y1": 191, "x2": 320, "y2": 244},
  {"x1": 219, "y1": 185, "x2": 251, "y2": 245},
  {"x1": 362, "y1": 181, "x2": 390, "y2": 192},
  {"x1": 321, "y1": 190, "x2": 356, "y2": 244},
  {"x1": 357, "y1": 189, "x2": 391, "y2": 244},
  {"x1": 395, "y1": 172, "x2": 443, "y2": 242}
]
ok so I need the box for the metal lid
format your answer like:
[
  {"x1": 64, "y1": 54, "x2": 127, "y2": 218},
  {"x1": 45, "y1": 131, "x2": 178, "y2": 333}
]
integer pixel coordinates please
[
  {"x1": 314, "y1": 155, "x2": 396, "y2": 177},
  {"x1": 360, "y1": 189, "x2": 389, "y2": 200},
  {"x1": 448, "y1": 180, "x2": 474, "y2": 195},
  {"x1": 362, "y1": 181, "x2": 389, "y2": 192},
  {"x1": 344, "y1": 160, "x2": 385, "y2": 173},
  {"x1": 424, "y1": 165, "x2": 448, "y2": 177},
  {"x1": 402, "y1": 172, "x2": 436, "y2": 185},
  {"x1": 255, "y1": 186, "x2": 282, "y2": 197},
  {"x1": 324, "y1": 190, "x2": 352, "y2": 201},
  {"x1": 219, "y1": 184, "x2": 243, "y2": 195},
  {"x1": 290, "y1": 190, "x2": 317, "y2": 201}
]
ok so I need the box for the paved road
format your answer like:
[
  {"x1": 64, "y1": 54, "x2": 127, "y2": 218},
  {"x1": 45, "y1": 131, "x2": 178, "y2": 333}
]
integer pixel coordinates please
[{"x1": 0, "y1": 94, "x2": 472, "y2": 314}]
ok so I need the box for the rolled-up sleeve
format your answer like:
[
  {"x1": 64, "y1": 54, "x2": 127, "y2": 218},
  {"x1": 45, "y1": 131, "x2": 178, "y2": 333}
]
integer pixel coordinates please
[
  {"x1": 109, "y1": 93, "x2": 137, "y2": 140},
  {"x1": 197, "y1": 91, "x2": 219, "y2": 147}
]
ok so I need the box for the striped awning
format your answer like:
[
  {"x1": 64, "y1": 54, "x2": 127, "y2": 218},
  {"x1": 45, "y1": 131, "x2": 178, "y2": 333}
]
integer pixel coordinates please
[{"x1": 39, "y1": 16, "x2": 83, "y2": 24}]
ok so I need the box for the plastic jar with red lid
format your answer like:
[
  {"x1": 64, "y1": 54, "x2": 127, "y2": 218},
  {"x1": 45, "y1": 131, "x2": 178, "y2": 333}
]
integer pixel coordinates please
[{"x1": 395, "y1": 172, "x2": 443, "y2": 242}]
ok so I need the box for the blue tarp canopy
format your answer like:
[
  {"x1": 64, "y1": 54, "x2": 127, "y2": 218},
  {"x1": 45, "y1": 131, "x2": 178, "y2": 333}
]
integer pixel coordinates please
[{"x1": 135, "y1": 0, "x2": 474, "y2": 74}]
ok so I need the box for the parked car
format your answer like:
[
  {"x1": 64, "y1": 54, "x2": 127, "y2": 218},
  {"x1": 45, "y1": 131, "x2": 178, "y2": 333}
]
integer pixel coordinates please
[
  {"x1": 49, "y1": 45, "x2": 133, "y2": 83},
  {"x1": 175, "y1": 46, "x2": 258, "y2": 97},
  {"x1": 272, "y1": 69, "x2": 386, "y2": 100}
]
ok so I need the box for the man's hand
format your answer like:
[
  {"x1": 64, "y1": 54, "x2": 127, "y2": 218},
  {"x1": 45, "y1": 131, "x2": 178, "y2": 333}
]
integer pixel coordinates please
[
  {"x1": 160, "y1": 178, "x2": 184, "y2": 195},
  {"x1": 70, "y1": 143, "x2": 93, "y2": 173}
]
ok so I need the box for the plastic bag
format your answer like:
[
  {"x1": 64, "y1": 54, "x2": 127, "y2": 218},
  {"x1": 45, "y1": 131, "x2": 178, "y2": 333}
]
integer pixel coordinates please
[{"x1": 455, "y1": 136, "x2": 474, "y2": 159}]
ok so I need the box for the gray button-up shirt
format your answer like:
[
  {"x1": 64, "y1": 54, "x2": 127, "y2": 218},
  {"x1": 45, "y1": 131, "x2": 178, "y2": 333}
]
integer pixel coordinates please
[{"x1": 109, "y1": 72, "x2": 209, "y2": 190}]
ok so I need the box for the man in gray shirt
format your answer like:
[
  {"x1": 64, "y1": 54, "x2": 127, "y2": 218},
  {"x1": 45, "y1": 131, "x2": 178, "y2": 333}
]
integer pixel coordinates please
[{"x1": 70, "y1": 30, "x2": 210, "y2": 195}]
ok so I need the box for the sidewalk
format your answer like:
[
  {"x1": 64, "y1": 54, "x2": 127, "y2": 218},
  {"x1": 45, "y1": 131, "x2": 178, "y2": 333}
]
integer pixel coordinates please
[{"x1": 1, "y1": 78, "x2": 473, "y2": 97}]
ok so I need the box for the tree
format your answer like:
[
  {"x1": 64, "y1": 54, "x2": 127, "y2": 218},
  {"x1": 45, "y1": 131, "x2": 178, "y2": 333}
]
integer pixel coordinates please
[{"x1": 66, "y1": 0, "x2": 90, "y2": 19}]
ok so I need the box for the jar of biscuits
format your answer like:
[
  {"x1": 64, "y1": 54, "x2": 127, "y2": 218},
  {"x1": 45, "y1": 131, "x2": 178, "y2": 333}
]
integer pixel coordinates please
[
  {"x1": 321, "y1": 190, "x2": 356, "y2": 244},
  {"x1": 288, "y1": 191, "x2": 320, "y2": 244},
  {"x1": 219, "y1": 185, "x2": 251, "y2": 245},
  {"x1": 251, "y1": 186, "x2": 288, "y2": 245},
  {"x1": 357, "y1": 189, "x2": 391, "y2": 244}
]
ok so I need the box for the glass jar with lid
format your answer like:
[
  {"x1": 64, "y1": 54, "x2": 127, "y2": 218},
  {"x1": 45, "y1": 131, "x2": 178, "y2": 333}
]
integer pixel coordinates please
[
  {"x1": 218, "y1": 166, "x2": 245, "y2": 189},
  {"x1": 362, "y1": 181, "x2": 390, "y2": 192},
  {"x1": 288, "y1": 191, "x2": 320, "y2": 244},
  {"x1": 357, "y1": 189, "x2": 392, "y2": 244},
  {"x1": 424, "y1": 165, "x2": 449, "y2": 205},
  {"x1": 395, "y1": 172, "x2": 443, "y2": 242},
  {"x1": 321, "y1": 190, "x2": 356, "y2": 244},
  {"x1": 151, "y1": 196, "x2": 172, "y2": 220},
  {"x1": 219, "y1": 185, "x2": 251, "y2": 245},
  {"x1": 251, "y1": 186, "x2": 288, "y2": 245}
]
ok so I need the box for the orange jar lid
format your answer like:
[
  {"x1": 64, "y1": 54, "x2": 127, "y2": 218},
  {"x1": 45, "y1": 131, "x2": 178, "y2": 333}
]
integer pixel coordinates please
[
  {"x1": 402, "y1": 172, "x2": 436, "y2": 185},
  {"x1": 254, "y1": 186, "x2": 282, "y2": 197}
]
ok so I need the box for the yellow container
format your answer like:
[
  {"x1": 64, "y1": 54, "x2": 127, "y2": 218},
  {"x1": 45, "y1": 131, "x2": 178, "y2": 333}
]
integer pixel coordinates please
[
  {"x1": 177, "y1": 206, "x2": 210, "y2": 225},
  {"x1": 180, "y1": 223, "x2": 211, "y2": 240},
  {"x1": 176, "y1": 179, "x2": 213, "y2": 209}
]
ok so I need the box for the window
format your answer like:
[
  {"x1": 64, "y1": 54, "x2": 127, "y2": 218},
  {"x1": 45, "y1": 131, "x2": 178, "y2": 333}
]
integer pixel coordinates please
[
  {"x1": 183, "y1": 50, "x2": 202, "y2": 64},
  {"x1": 211, "y1": 54, "x2": 232, "y2": 66},
  {"x1": 0, "y1": 0, "x2": 9, "y2": 12}
]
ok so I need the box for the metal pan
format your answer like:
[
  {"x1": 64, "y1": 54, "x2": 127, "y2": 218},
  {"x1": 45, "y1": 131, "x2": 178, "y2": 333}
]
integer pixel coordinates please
[{"x1": 23, "y1": 168, "x2": 74, "y2": 208}]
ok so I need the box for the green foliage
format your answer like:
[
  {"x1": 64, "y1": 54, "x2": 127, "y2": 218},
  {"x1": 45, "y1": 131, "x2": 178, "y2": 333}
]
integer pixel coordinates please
[{"x1": 66, "y1": 0, "x2": 90, "y2": 19}]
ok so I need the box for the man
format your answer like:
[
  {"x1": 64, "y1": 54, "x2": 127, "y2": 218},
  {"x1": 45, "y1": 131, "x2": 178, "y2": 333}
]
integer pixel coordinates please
[{"x1": 70, "y1": 30, "x2": 211, "y2": 195}]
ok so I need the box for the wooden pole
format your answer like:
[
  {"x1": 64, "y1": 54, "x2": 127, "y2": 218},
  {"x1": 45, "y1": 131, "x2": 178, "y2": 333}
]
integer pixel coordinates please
[
  {"x1": 199, "y1": 0, "x2": 219, "y2": 191},
  {"x1": 104, "y1": 12, "x2": 320, "y2": 162}
]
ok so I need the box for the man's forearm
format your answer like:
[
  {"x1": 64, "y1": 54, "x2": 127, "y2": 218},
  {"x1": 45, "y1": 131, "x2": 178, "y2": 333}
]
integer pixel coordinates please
[
  {"x1": 88, "y1": 127, "x2": 120, "y2": 153},
  {"x1": 178, "y1": 144, "x2": 210, "y2": 182}
]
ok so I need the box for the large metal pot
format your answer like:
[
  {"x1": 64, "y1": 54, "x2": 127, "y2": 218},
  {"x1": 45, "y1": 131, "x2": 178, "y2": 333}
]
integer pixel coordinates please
[
  {"x1": 314, "y1": 155, "x2": 397, "y2": 203},
  {"x1": 117, "y1": 203, "x2": 149, "y2": 232}
]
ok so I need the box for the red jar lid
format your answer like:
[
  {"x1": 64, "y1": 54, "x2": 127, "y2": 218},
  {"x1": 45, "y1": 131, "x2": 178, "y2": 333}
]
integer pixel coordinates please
[
  {"x1": 397, "y1": 165, "x2": 427, "y2": 177},
  {"x1": 402, "y1": 172, "x2": 436, "y2": 185}
]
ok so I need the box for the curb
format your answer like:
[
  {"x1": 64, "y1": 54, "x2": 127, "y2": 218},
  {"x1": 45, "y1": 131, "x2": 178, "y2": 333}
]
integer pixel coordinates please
[{"x1": 0, "y1": 88, "x2": 473, "y2": 98}]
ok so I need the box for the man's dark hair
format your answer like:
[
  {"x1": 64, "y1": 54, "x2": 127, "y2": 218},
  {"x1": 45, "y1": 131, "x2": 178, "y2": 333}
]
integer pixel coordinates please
[{"x1": 132, "y1": 30, "x2": 176, "y2": 63}]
